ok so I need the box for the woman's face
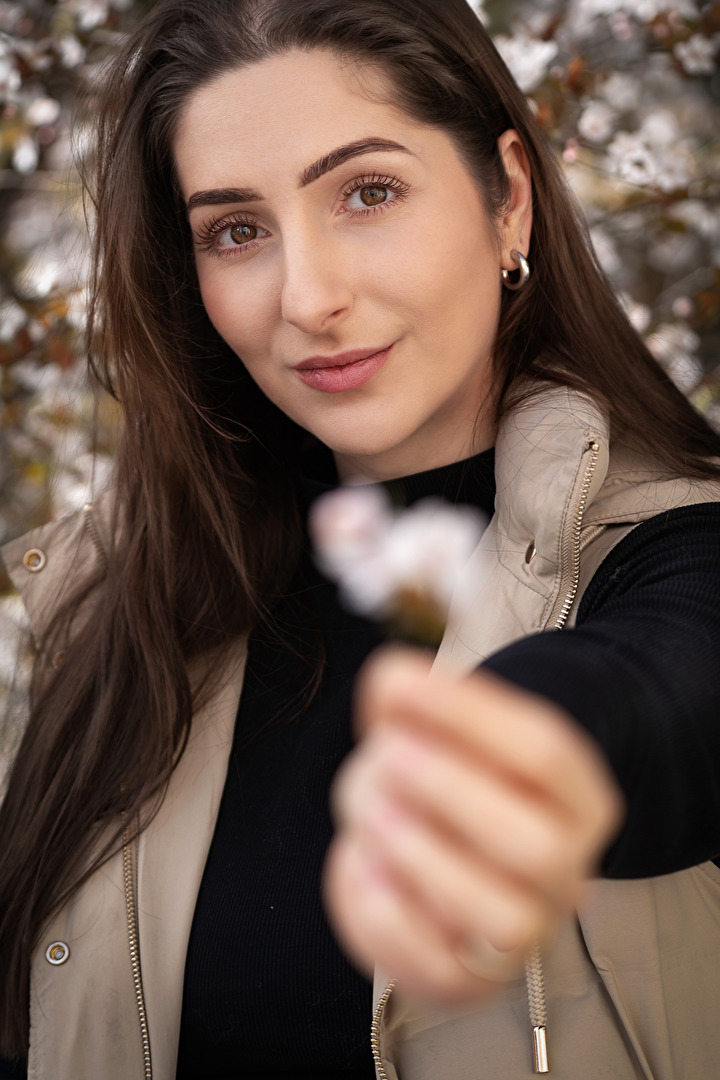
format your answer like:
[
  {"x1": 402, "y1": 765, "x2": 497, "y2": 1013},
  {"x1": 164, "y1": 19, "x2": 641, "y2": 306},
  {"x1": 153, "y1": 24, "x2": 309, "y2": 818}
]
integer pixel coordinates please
[{"x1": 174, "y1": 49, "x2": 531, "y2": 481}]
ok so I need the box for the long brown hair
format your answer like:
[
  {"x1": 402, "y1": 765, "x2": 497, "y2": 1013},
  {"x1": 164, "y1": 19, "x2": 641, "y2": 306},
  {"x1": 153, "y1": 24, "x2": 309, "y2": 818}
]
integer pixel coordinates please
[{"x1": 2, "y1": 0, "x2": 719, "y2": 1058}]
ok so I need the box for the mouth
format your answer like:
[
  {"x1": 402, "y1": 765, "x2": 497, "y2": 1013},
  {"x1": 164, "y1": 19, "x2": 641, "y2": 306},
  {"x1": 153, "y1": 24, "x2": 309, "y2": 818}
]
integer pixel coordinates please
[{"x1": 294, "y1": 344, "x2": 394, "y2": 393}]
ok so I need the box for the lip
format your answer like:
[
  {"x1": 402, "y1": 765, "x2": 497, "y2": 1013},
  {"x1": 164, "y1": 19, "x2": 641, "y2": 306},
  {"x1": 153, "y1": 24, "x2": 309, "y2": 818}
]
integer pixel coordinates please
[
  {"x1": 294, "y1": 343, "x2": 394, "y2": 393},
  {"x1": 295, "y1": 345, "x2": 392, "y2": 370}
]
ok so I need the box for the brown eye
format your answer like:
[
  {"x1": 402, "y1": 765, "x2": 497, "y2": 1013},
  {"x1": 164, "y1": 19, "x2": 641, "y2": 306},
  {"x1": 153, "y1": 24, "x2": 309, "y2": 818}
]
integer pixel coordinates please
[
  {"x1": 230, "y1": 223, "x2": 258, "y2": 245},
  {"x1": 360, "y1": 185, "x2": 389, "y2": 207}
]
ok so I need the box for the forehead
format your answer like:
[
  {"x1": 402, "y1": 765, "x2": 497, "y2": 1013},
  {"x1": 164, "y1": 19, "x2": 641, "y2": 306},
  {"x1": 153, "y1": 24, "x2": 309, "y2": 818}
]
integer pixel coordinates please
[{"x1": 173, "y1": 48, "x2": 425, "y2": 195}]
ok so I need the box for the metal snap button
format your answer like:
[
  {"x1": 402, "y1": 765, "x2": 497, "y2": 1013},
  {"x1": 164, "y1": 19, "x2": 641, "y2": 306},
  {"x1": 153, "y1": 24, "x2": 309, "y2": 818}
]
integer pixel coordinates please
[
  {"x1": 23, "y1": 548, "x2": 47, "y2": 573},
  {"x1": 45, "y1": 941, "x2": 70, "y2": 965},
  {"x1": 525, "y1": 541, "x2": 537, "y2": 564}
]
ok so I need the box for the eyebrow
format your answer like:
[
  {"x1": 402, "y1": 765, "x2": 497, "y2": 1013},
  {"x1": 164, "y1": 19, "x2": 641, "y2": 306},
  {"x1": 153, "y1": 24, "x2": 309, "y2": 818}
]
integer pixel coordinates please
[
  {"x1": 299, "y1": 137, "x2": 413, "y2": 186},
  {"x1": 186, "y1": 137, "x2": 413, "y2": 214}
]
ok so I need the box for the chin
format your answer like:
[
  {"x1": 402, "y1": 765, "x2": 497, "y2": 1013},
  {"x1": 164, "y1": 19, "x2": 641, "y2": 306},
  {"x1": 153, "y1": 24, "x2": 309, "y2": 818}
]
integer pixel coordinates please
[{"x1": 314, "y1": 430, "x2": 405, "y2": 463}]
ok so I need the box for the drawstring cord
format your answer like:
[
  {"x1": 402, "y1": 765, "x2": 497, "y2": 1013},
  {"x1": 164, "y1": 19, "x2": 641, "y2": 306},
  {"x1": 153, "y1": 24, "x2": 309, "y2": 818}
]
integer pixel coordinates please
[{"x1": 525, "y1": 942, "x2": 549, "y2": 1073}]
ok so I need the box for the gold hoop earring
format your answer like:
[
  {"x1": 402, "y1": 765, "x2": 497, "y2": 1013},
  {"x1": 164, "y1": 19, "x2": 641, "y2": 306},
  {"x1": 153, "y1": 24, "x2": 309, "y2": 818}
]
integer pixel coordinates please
[{"x1": 501, "y1": 250, "x2": 530, "y2": 291}]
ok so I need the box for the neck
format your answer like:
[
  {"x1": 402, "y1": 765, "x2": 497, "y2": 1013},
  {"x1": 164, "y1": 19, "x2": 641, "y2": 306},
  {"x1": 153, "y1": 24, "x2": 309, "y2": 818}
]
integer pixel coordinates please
[{"x1": 334, "y1": 422, "x2": 497, "y2": 484}]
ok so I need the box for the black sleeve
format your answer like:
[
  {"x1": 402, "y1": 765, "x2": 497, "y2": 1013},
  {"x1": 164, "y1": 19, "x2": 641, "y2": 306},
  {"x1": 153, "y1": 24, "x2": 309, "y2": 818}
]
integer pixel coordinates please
[{"x1": 482, "y1": 503, "x2": 720, "y2": 879}]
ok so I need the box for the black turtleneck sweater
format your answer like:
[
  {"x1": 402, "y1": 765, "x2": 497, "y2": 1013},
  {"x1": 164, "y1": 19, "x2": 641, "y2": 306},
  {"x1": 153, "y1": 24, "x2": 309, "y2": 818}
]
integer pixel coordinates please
[
  {"x1": 172, "y1": 449, "x2": 720, "y2": 1078},
  {"x1": 3, "y1": 450, "x2": 720, "y2": 1080},
  {"x1": 175, "y1": 451, "x2": 498, "y2": 1080}
]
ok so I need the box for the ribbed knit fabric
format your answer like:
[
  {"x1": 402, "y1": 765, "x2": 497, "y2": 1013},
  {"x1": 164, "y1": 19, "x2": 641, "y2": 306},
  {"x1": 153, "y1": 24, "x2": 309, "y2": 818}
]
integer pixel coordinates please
[
  {"x1": 175, "y1": 450, "x2": 497, "y2": 1079},
  {"x1": 3, "y1": 465, "x2": 720, "y2": 1080},
  {"x1": 485, "y1": 502, "x2": 720, "y2": 877}
]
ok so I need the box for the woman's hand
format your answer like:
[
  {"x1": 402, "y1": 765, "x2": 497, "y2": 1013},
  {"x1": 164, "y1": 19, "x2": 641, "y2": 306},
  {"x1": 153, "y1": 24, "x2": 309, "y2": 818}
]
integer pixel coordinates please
[{"x1": 325, "y1": 647, "x2": 624, "y2": 1002}]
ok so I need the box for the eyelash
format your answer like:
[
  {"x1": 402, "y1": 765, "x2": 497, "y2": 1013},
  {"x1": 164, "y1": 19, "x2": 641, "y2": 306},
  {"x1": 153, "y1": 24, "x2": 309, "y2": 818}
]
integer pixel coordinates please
[
  {"x1": 193, "y1": 172, "x2": 411, "y2": 259},
  {"x1": 340, "y1": 172, "x2": 411, "y2": 209}
]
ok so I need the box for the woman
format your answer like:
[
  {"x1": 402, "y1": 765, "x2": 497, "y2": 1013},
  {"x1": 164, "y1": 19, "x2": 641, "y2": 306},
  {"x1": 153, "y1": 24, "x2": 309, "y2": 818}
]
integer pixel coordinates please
[{"x1": 1, "y1": 0, "x2": 720, "y2": 1077}]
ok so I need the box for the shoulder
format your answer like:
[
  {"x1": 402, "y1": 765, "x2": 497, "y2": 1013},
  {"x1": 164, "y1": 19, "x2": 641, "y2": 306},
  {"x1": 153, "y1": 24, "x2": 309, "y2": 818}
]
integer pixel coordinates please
[
  {"x1": 581, "y1": 502, "x2": 720, "y2": 612},
  {"x1": 497, "y1": 381, "x2": 720, "y2": 525},
  {"x1": 1, "y1": 501, "x2": 110, "y2": 644},
  {"x1": 586, "y1": 443, "x2": 720, "y2": 527}
]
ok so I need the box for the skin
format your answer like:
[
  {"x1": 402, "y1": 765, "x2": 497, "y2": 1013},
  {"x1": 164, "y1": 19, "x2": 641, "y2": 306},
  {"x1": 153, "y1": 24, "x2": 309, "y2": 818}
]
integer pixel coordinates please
[
  {"x1": 174, "y1": 48, "x2": 532, "y2": 482},
  {"x1": 327, "y1": 649, "x2": 622, "y2": 1000},
  {"x1": 174, "y1": 49, "x2": 623, "y2": 1002}
]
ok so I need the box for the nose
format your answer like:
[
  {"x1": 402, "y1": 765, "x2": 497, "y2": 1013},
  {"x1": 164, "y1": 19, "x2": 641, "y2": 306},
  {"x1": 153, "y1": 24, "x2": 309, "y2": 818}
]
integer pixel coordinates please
[{"x1": 280, "y1": 235, "x2": 353, "y2": 334}]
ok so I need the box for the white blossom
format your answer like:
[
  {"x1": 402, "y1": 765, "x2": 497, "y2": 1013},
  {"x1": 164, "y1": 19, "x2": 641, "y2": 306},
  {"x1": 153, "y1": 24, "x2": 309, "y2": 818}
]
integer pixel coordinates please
[
  {"x1": 619, "y1": 293, "x2": 651, "y2": 333},
  {"x1": 654, "y1": 151, "x2": 695, "y2": 193},
  {"x1": 668, "y1": 200, "x2": 720, "y2": 242},
  {"x1": 51, "y1": 451, "x2": 114, "y2": 518},
  {"x1": 0, "y1": 592, "x2": 31, "y2": 792},
  {"x1": 638, "y1": 109, "x2": 678, "y2": 147},
  {"x1": 598, "y1": 72, "x2": 641, "y2": 111},
  {"x1": 575, "y1": 0, "x2": 697, "y2": 18},
  {"x1": 309, "y1": 487, "x2": 486, "y2": 627},
  {"x1": 3, "y1": 0, "x2": 720, "y2": 567},
  {"x1": 24, "y1": 96, "x2": 61, "y2": 127},
  {"x1": 66, "y1": 0, "x2": 109, "y2": 31},
  {"x1": 655, "y1": 144, "x2": 695, "y2": 194},
  {"x1": 671, "y1": 296, "x2": 694, "y2": 319},
  {"x1": 607, "y1": 130, "x2": 659, "y2": 186},
  {"x1": 0, "y1": 50, "x2": 20, "y2": 95},
  {"x1": 606, "y1": 110, "x2": 697, "y2": 191},
  {"x1": 57, "y1": 34, "x2": 86, "y2": 69},
  {"x1": 12, "y1": 134, "x2": 39, "y2": 174},
  {"x1": 467, "y1": 0, "x2": 489, "y2": 26},
  {"x1": 493, "y1": 34, "x2": 558, "y2": 93},
  {"x1": 0, "y1": 3, "x2": 23, "y2": 33},
  {"x1": 578, "y1": 100, "x2": 617, "y2": 143},
  {"x1": 520, "y1": 11, "x2": 555, "y2": 37},
  {"x1": 608, "y1": 11, "x2": 635, "y2": 42},
  {"x1": 9, "y1": 358, "x2": 64, "y2": 396},
  {"x1": 310, "y1": 485, "x2": 395, "y2": 583},
  {"x1": 567, "y1": 0, "x2": 698, "y2": 37},
  {"x1": 590, "y1": 226, "x2": 621, "y2": 275},
  {"x1": 674, "y1": 34, "x2": 717, "y2": 76},
  {"x1": 0, "y1": 593, "x2": 30, "y2": 693},
  {"x1": 0, "y1": 301, "x2": 25, "y2": 342}
]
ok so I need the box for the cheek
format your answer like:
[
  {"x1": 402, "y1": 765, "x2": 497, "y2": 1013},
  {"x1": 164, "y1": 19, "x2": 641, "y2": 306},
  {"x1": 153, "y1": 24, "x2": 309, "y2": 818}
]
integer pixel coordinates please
[
  {"x1": 197, "y1": 264, "x2": 276, "y2": 359},
  {"x1": 197, "y1": 269, "x2": 239, "y2": 343},
  {"x1": 390, "y1": 215, "x2": 499, "y2": 337}
]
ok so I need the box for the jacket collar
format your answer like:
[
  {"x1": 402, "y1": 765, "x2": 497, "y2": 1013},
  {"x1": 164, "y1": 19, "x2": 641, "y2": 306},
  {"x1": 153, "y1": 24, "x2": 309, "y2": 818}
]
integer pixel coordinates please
[
  {"x1": 5, "y1": 384, "x2": 720, "y2": 661},
  {"x1": 6, "y1": 384, "x2": 720, "y2": 1080}
]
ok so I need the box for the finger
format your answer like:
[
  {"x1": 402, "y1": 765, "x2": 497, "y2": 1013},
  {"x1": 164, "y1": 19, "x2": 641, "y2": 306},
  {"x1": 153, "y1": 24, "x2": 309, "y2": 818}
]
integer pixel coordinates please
[
  {"x1": 324, "y1": 832, "x2": 504, "y2": 1002},
  {"x1": 348, "y1": 786, "x2": 556, "y2": 953},
  {"x1": 355, "y1": 726, "x2": 594, "y2": 903},
  {"x1": 356, "y1": 648, "x2": 622, "y2": 836}
]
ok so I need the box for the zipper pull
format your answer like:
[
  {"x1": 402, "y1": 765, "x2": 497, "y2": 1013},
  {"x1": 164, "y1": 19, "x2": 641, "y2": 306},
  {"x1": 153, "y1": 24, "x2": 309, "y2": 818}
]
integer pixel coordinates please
[{"x1": 532, "y1": 1025, "x2": 549, "y2": 1073}]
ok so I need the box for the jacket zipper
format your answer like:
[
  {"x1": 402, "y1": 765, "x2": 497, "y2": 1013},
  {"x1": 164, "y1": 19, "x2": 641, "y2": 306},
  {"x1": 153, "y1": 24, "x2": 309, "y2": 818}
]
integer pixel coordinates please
[
  {"x1": 523, "y1": 437, "x2": 601, "y2": 1074},
  {"x1": 88, "y1": 499, "x2": 150, "y2": 1078},
  {"x1": 86, "y1": 506, "x2": 153, "y2": 1072},
  {"x1": 551, "y1": 440, "x2": 601, "y2": 631},
  {"x1": 115, "y1": 445, "x2": 601, "y2": 1080},
  {"x1": 370, "y1": 441, "x2": 602, "y2": 1078},
  {"x1": 371, "y1": 979, "x2": 397, "y2": 1079},
  {"x1": 122, "y1": 822, "x2": 153, "y2": 1079},
  {"x1": 82, "y1": 503, "x2": 108, "y2": 571}
]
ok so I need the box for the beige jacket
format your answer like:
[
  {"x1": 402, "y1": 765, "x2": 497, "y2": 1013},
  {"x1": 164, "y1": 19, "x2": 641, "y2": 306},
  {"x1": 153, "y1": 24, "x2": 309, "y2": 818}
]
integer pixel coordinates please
[{"x1": 4, "y1": 386, "x2": 720, "y2": 1080}]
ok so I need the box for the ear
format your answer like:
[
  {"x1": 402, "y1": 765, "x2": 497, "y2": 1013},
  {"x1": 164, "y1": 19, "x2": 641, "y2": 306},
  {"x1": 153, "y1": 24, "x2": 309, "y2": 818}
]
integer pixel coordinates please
[{"x1": 497, "y1": 130, "x2": 533, "y2": 271}]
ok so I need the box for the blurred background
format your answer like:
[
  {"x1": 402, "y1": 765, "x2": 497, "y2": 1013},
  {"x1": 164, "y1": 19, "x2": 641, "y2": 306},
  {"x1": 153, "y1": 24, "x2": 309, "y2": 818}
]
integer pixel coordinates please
[{"x1": 0, "y1": 0, "x2": 719, "y2": 649}]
